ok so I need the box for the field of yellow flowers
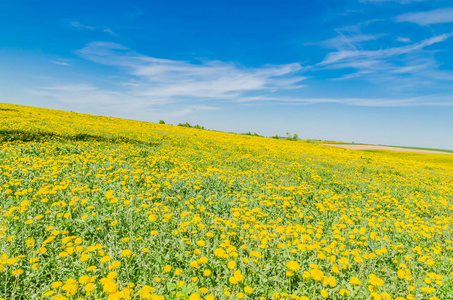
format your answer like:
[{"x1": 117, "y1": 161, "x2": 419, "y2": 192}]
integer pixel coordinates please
[{"x1": 1, "y1": 103, "x2": 453, "y2": 300}]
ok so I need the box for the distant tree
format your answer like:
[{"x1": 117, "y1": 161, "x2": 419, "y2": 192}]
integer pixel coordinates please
[
  {"x1": 159, "y1": 120, "x2": 165, "y2": 124},
  {"x1": 286, "y1": 132, "x2": 299, "y2": 141},
  {"x1": 177, "y1": 122, "x2": 204, "y2": 129}
]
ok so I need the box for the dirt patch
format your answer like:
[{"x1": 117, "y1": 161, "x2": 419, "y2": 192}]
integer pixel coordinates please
[{"x1": 322, "y1": 144, "x2": 453, "y2": 155}]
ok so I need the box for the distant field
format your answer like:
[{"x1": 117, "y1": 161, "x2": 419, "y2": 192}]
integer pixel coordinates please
[
  {"x1": 312, "y1": 140, "x2": 453, "y2": 154},
  {"x1": 384, "y1": 145, "x2": 453, "y2": 154},
  {"x1": 323, "y1": 144, "x2": 453, "y2": 155},
  {"x1": 1, "y1": 103, "x2": 453, "y2": 300}
]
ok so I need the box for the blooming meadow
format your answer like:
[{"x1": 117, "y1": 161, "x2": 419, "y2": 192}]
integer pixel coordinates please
[{"x1": 1, "y1": 103, "x2": 453, "y2": 300}]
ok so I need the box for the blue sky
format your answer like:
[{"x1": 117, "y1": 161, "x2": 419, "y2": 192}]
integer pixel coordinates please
[{"x1": 1, "y1": 0, "x2": 453, "y2": 149}]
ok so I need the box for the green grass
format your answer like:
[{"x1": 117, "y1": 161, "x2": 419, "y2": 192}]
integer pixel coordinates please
[{"x1": 382, "y1": 145, "x2": 453, "y2": 153}]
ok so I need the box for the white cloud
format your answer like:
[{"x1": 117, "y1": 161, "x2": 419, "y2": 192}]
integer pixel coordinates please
[
  {"x1": 309, "y1": 33, "x2": 386, "y2": 50},
  {"x1": 52, "y1": 61, "x2": 70, "y2": 66},
  {"x1": 41, "y1": 84, "x2": 97, "y2": 91},
  {"x1": 70, "y1": 22, "x2": 120, "y2": 36},
  {"x1": 75, "y1": 42, "x2": 305, "y2": 100},
  {"x1": 396, "y1": 37, "x2": 412, "y2": 43},
  {"x1": 33, "y1": 42, "x2": 307, "y2": 120},
  {"x1": 395, "y1": 8, "x2": 453, "y2": 25},
  {"x1": 319, "y1": 33, "x2": 452, "y2": 66},
  {"x1": 70, "y1": 21, "x2": 94, "y2": 30},
  {"x1": 308, "y1": 29, "x2": 453, "y2": 95},
  {"x1": 103, "y1": 28, "x2": 119, "y2": 36},
  {"x1": 236, "y1": 95, "x2": 453, "y2": 107}
]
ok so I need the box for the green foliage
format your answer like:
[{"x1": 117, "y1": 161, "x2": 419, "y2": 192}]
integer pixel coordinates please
[
  {"x1": 286, "y1": 132, "x2": 299, "y2": 141},
  {"x1": 177, "y1": 122, "x2": 205, "y2": 129},
  {"x1": 244, "y1": 131, "x2": 263, "y2": 137}
]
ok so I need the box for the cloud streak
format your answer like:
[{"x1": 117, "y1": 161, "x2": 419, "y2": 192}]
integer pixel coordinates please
[
  {"x1": 395, "y1": 8, "x2": 453, "y2": 25},
  {"x1": 237, "y1": 95, "x2": 453, "y2": 107},
  {"x1": 70, "y1": 21, "x2": 94, "y2": 30},
  {"x1": 75, "y1": 42, "x2": 305, "y2": 100},
  {"x1": 319, "y1": 33, "x2": 452, "y2": 66}
]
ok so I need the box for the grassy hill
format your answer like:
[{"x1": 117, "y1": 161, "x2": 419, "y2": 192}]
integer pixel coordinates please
[{"x1": 1, "y1": 103, "x2": 453, "y2": 299}]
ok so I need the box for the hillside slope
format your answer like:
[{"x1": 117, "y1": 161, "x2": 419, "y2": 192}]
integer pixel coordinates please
[{"x1": 1, "y1": 103, "x2": 453, "y2": 299}]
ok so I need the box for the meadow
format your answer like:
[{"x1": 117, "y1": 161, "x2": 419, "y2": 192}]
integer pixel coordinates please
[{"x1": 1, "y1": 103, "x2": 453, "y2": 300}]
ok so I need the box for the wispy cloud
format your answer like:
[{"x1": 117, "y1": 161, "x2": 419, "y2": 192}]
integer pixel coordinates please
[
  {"x1": 313, "y1": 32, "x2": 453, "y2": 88},
  {"x1": 395, "y1": 7, "x2": 453, "y2": 25},
  {"x1": 70, "y1": 21, "x2": 120, "y2": 37},
  {"x1": 35, "y1": 42, "x2": 306, "y2": 119},
  {"x1": 236, "y1": 95, "x2": 453, "y2": 106},
  {"x1": 75, "y1": 42, "x2": 305, "y2": 100},
  {"x1": 70, "y1": 21, "x2": 94, "y2": 30},
  {"x1": 319, "y1": 33, "x2": 452, "y2": 66},
  {"x1": 309, "y1": 33, "x2": 386, "y2": 50},
  {"x1": 52, "y1": 61, "x2": 70, "y2": 66},
  {"x1": 32, "y1": 83, "x2": 220, "y2": 120},
  {"x1": 103, "y1": 28, "x2": 119, "y2": 36},
  {"x1": 396, "y1": 37, "x2": 412, "y2": 43}
]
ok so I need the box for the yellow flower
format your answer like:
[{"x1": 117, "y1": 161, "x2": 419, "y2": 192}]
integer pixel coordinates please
[
  {"x1": 121, "y1": 249, "x2": 132, "y2": 257},
  {"x1": 43, "y1": 290, "x2": 55, "y2": 297},
  {"x1": 87, "y1": 266, "x2": 97, "y2": 271},
  {"x1": 286, "y1": 260, "x2": 300, "y2": 271},
  {"x1": 332, "y1": 265, "x2": 340, "y2": 274},
  {"x1": 203, "y1": 269, "x2": 212, "y2": 276},
  {"x1": 61, "y1": 283, "x2": 77, "y2": 296},
  {"x1": 51, "y1": 281, "x2": 63, "y2": 289},
  {"x1": 381, "y1": 293, "x2": 391, "y2": 300},
  {"x1": 233, "y1": 270, "x2": 244, "y2": 282},
  {"x1": 190, "y1": 260, "x2": 199, "y2": 268},
  {"x1": 102, "y1": 280, "x2": 119, "y2": 293},
  {"x1": 227, "y1": 261, "x2": 236, "y2": 269},
  {"x1": 109, "y1": 261, "x2": 121, "y2": 270},
  {"x1": 368, "y1": 274, "x2": 384, "y2": 287},
  {"x1": 237, "y1": 292, "x2": 245, "y2": 299},
  {"x1": 310, "y1": 269, "x2": 324, "y2": 281},
  {"x1": 100, "y1": 255, "x2": 112, "y2": 263},
  {"x1": 12, "y1": 269, "x2": 24, "y2": 276},
  {"x1": 320, "y1": 290, "x2": 328, "y2": 298},
  {"x1": 164, "y1": 265, "x2": 172, "y2": 273},
  {"x1": 339, "y1": 289, "x2": 350, "y2": 296},
  {"x1": 249, "y1": 251, "x2": 262, "y2": 258},
  {"x1": 244, "y1": 286, "x2": 253, "y2": 294},
  {"x1": 229, "y1": 277, "x2": 238, "y2": 284},
  {"x1": 188, "y1": 293, "x2": 201, "y2": 300},
  {"x1": 78, "y1": 275, "x2": 91, "y2": 284},
  {"x1": 350, "y1": 276, "x2": 361, "y2": 285}
]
